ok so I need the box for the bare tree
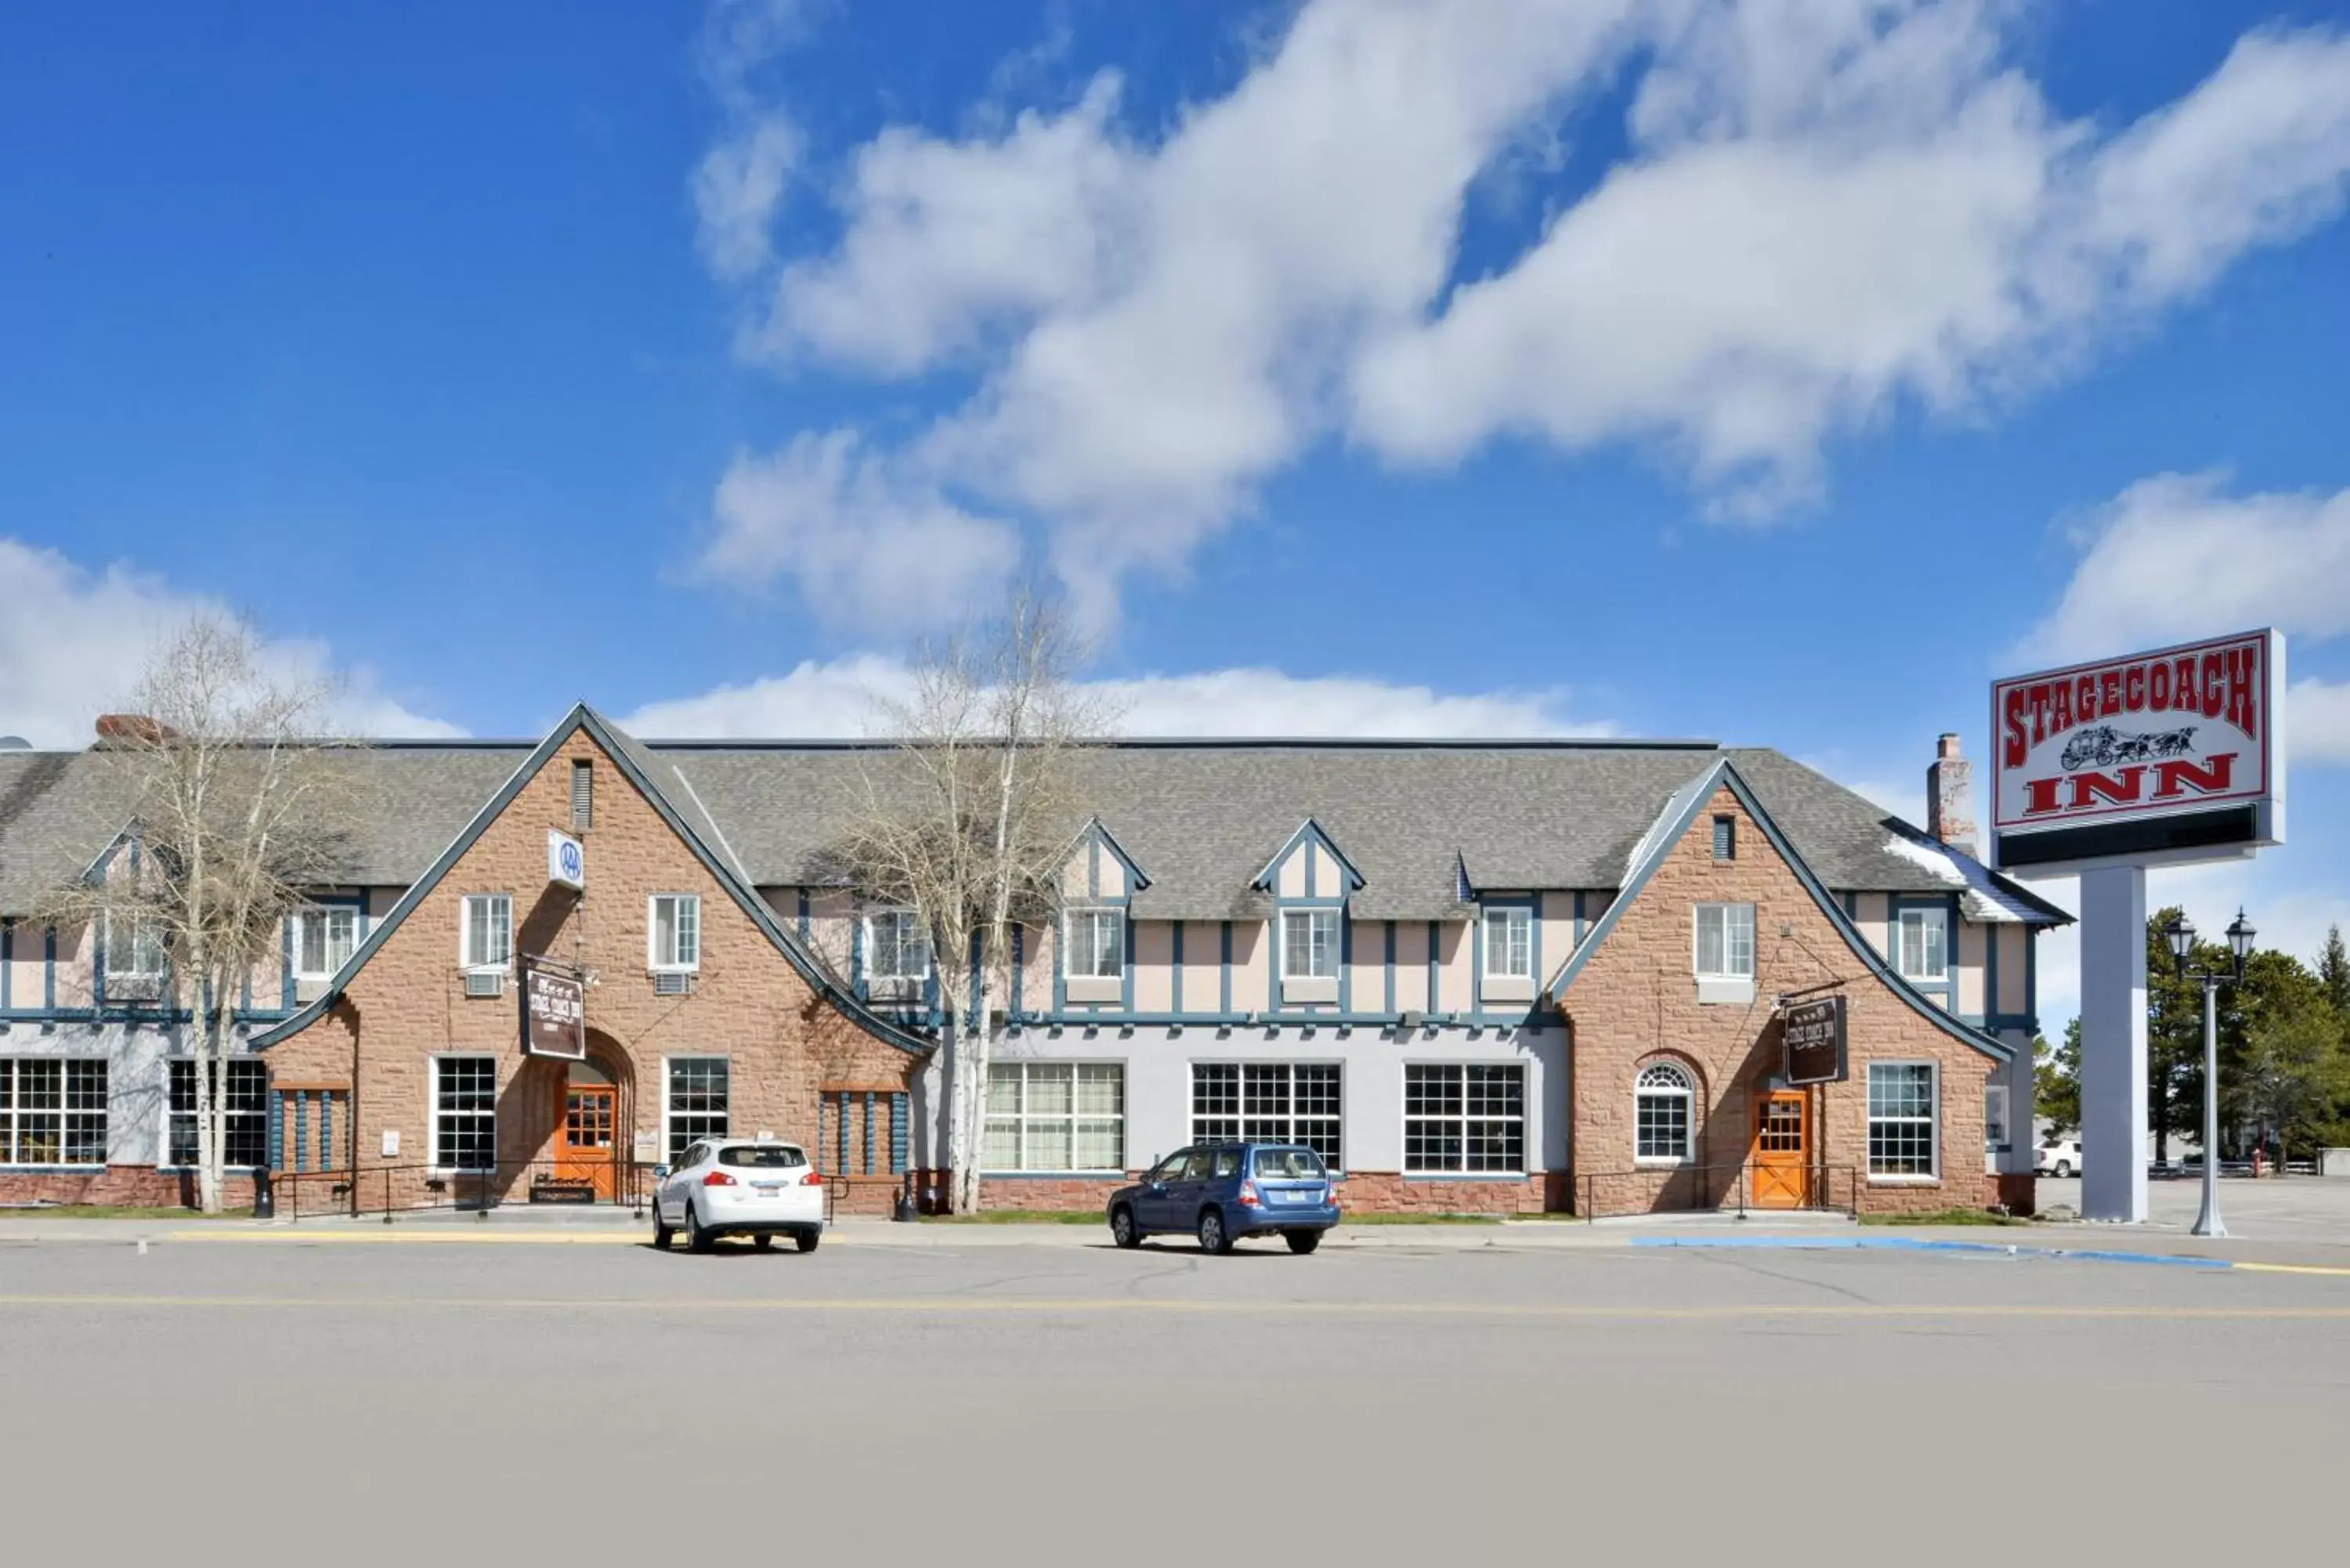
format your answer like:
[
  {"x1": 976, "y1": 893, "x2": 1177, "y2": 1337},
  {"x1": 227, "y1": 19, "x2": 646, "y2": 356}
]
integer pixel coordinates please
[
  {"x1": 837, "y1": 589, "x2": 1109, "y2": 1212},
  {"x1": 41, "y1": 616, "x2": 354, "y2": 1213}
]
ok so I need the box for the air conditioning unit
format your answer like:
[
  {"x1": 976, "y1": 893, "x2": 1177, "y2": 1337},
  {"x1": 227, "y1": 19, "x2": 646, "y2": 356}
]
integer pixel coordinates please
[
  {"x1": 1399, "y1": 1010, "x2": 1426, "y2": 1031},
  {"x1": 653, "y1": 970, "x2": 695, "y2": 997},
  {"x1": 110, "y1": 975, "x2": 164, "y2": 1003},
  {"x1": 463, "y1": 970, "x2": 504, "y2": 999}
]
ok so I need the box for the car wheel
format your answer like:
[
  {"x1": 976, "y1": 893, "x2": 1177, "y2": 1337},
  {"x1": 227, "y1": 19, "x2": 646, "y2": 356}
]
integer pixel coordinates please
[
  {"x1": 2056, "y1": 1162, "x2": 2073, "y2": 1178},
  {"x1": 795, "y1": 1228, "x2": 820, "y2": 1253},
  {"x1": 688, "y1": 1202, "x2": 715, "y2": 1254},
  {"x1": 1198, "y1": 1207, "x2": 1233, "y2": 1255},
  {"x1": 1110, "y1": 1205, "x2": 1141, "y2": 1249},
  {"x1": 1285, "y1": 1230, "x2": 1321, "y2": 1255},
  {"x1": 652, "y1": 1210, "x2": 674, "y2": 1250},
  {"x1": 754, "y1": 1234, "x2": 774, "y2": 1251}
]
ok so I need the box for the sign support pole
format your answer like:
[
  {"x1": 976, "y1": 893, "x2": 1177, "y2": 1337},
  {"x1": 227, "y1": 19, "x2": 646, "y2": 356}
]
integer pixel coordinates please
[{"x1": 2078, "y1": 864, "x2": 2149, "y2": 1223}]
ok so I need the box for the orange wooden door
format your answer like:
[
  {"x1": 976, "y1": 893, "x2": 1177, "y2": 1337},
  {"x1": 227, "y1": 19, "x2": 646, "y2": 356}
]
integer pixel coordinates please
[
  {"x1": 1751, "y1": 1090, "x2": 1810, "y2": 1209},
  {"x1": 558, "y1": 1086, "x2": 617, "y2": 1200}
]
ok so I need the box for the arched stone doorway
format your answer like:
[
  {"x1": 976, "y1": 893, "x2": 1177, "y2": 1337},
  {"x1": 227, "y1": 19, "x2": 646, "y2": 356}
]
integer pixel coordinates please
[{"x1": 551, "y1": 1033, "x2": 636, "y2": 1202}]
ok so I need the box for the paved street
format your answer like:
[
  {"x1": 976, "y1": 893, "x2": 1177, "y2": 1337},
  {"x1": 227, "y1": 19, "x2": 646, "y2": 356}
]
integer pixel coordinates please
[{"x1": 5, "y1": 1229, "x2": 2347, "y2": 1560}]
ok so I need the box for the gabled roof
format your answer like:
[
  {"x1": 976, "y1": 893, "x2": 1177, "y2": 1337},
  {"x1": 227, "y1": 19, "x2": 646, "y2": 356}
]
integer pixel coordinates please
[
  {"x1": 1545, "y1": 758, "x2": 2014, "y2": 1064},
  {"x1": 251, "y1": 706, "x2": 929, "y2": 1056},
  {"x1": 1072, "y1": 817, "x2": 1150, "y2": 895},
  {"x1": 1251, "y1": 818, "x2": 1363, "y2": 895}
]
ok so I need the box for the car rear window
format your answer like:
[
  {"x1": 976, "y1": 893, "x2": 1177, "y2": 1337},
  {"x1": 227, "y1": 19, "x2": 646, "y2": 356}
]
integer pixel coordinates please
[
  {"x1": 1253, "y1": 1148, "x2": 1327, "y2": 1179},
  {"x1": 719, "y1": 1146, "x2": 807, "y2": 1169}
]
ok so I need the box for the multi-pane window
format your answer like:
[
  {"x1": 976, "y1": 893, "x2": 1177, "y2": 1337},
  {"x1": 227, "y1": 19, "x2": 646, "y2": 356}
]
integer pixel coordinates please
[
  {"x1": 432, "y1": 1056, "x2": 497, "y2": 1172},
  {"x1": 167, "y1": 1059, "x2": 269, "y2": 1168},
  {"x1": 1634, "y1": 1060, "x2": 1694, "y2": 1164},
  {"x1": 1065, "y1": 909, "x2": 1125, "y2": 979},
  {"x1": 984, "y1": 1062, "x2": 1125, "y2": 1172},
  {"x1": 866, "y1": 909, "x2": 931, "y2": 982},
  {"x1": 1868, "y1": 1063, "x2": 1937, "y2": 1178},
  {"x1": 1983, "y1": 1082, "x2": 2011, "y2": 1154},
  {"x1": 665, "y1": 1057, "x2": 729, "y2": 1162},
  {"x1": 0, "y1": 1059, "x2": 107, "y2": 1166},
  {"x1": 1191, "y1": 1063, "x2": 1342, "y2": 1168},
  {"x1": 1896, "y1": 907, "x2": 1949, "y2": 981},
  {"x1": 649, "y1": 894, "x2": 701, "y2": 971},
  {"x1": 1694, "y1": 902, "x2": 1755, "y2": 979},
  {"x1": 1279, "y1": 909, "x2": 1340, "y2": 979},
  {"x1": 1404, "y1": 1064, "x2": 1525, "y2": 1173},
  {"x1": 1483, "y1": 906, "x2": 1532, "y2": 979},
  {"x1": 460, "y1": 894, "x2": 512, "y2": 970},
  {"x1": 291, "y1": 907, "x2": 357, "y2": 981},
  {"x1": 103, "y1": 911, "x2": 165, "y2": 980}
]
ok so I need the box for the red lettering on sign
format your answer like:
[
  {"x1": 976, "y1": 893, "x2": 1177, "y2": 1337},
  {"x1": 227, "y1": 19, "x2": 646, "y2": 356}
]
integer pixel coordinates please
[
  {"x1": 2004, "y1": 688, "x2": 2028, "y2": 768},
  {"x1": 2227, "y1": 646, "x2": 2258, "y2": 739},
  {"x1": 2123, "y1": 665, "x2": 2145, "y2": 712},
  {"x1": 2052, "y1": 680, "x2": 2074, "y2": 733},
  {"x1": 2099, "y1": 670, "x2": 2121, "y2": 718},
  {"x1": 2070, "y1": 767, "x2": 2146, "y2": 810},
  {"x1": 2151, "y1": 753, "x2": 2236, "y2": 799},
  {"x1": 2200, "y1": 653, "x2": 2223, "y2": 717},
  {"x1": 2148, "y1": 659, "x2": 2171, "y2": 710},
  {"x1": 2023, "y1": 776, "x2": 2063, "y2": 815}
]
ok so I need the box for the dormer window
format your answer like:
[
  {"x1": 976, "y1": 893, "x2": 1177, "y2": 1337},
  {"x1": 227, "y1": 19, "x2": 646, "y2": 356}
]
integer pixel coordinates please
[
  {"x1": 291, "y1": 907, "x2": 356, "y2": 981},
  {"x1": 1480, "y1": 902, "x2": 1535, "y2": 1005},
  {"x1": 865, "y1": 908, "x2": 931, "y2": 999},
  {"x1": 1063, "y1": 908, "x2": 1126, "y2": 1004},
  {"x1": 1279, "y1": 908, "x2": 1340, "y2": 1004}
]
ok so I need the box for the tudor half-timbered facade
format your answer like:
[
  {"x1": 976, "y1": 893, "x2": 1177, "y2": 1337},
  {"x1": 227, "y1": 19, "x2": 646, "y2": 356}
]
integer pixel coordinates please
[{"x1": 0, "y1": 710, "x2": 2064, "y2": 1216}]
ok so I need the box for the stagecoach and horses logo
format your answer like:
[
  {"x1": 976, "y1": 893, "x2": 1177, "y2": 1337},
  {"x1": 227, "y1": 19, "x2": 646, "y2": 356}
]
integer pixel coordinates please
[{"x1": 2057, "y1": 722, "x2": 2201, "y2": 773}]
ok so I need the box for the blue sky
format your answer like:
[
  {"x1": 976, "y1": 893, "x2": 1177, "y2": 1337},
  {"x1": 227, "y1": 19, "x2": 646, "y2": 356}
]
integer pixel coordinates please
[{"x1": 5, "y1": 0, "x2": 2350, "y2": 1022}]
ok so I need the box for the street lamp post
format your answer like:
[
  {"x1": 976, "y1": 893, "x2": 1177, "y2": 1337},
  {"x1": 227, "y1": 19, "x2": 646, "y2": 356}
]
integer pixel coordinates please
[{"x1": 2163, "y1": 908, "x2": 2256, "y2": 1239}]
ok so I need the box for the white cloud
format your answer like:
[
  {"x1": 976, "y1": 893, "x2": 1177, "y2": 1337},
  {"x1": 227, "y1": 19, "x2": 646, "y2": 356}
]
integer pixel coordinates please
[
  {"x1": 0, "y1": 540, "x2": 459, "y2": 748},
  {"x1": 694, "y1": 117, "x2": 801, "y2": 281},
  {"x1": 696, "y1": 2, "x2": 2350, "y2": 620},
  {"x1": 702, "y1": 430, "x2": 1022, "y2": 627},
  {"x1": 622, "y1": 653, "x2": 1610, "y2": 740},
  {"x1": 2019, "y1": 473, "x2": 2350, "y2": 766},
  {"x1": 2023, "y1": 472, "x2": 2350, "y2": 660}
]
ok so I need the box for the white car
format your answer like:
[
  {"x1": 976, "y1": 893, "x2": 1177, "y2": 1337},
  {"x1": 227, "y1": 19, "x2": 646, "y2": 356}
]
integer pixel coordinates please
[
  {"x1": 653, "y1": 1139, "x2": 825, "y2": 1253},
  {"x1": 2035, "y1": 1138, "x2": 2082, "y2": 1178}
]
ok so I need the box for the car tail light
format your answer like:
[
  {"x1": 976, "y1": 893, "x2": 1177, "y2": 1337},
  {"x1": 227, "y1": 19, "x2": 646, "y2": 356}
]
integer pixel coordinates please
[
  {"x1": 701, "y1": 1170, "x2": 738, "y2": 1187},
  {"x1": 801, "y1": 1170, "x2": 823, "y2": 1187},
  {"x1": 1238, "y1": 1180, "x2": 1261, "y2": 1208}
]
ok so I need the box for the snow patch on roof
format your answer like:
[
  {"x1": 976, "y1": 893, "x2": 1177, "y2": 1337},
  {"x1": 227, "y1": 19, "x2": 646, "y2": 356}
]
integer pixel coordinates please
[{"x1": 1882, "y1": 830, "x2": 2059, "y2": 925}]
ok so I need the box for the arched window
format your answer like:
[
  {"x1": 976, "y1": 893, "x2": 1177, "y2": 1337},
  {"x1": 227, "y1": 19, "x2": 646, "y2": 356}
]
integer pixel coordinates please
[{"x1": 1636, "y1": 1061, "x2": 1695, "y2": 1165}]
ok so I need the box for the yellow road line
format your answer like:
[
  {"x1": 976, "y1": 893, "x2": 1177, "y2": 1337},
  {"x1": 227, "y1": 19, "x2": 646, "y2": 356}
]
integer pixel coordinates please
[
  {"x1": 2230, "y1": 1261, "x2": 2350, "y2": 1278},
  {"x1": 168, "y1": 1229, "x2": 644, "y2": 1245},
  {"x1": 4, "y1": 1293, "x2": 2350, "y2": 1320}
]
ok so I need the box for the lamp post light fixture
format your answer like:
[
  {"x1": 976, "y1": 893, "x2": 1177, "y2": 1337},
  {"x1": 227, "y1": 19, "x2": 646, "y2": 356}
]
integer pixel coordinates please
[{"x1": 2162, "y1": 908, "x2": 2255, "y2": 1238}]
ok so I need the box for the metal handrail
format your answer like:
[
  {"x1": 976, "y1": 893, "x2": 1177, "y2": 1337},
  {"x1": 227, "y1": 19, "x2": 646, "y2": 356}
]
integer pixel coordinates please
[
  {"x1": 272, "y1": 1156, "x2": 654, "y2": 1223},
  {"x1": 1575, "y1": 1160, "x2": 1860, "y2": 1223}
]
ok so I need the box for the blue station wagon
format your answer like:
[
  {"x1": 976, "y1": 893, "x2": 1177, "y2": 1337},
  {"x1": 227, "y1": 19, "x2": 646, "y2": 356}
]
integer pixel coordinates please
[{"x1": 1108, "y1": 1142, "x2": 1341, "y2": 1254}]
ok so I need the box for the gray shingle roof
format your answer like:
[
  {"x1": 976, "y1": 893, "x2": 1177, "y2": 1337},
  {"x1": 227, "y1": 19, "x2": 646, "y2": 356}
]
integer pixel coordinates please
[{"x1": 0, "y1": 730, "x2": 2069, "y2": 926}]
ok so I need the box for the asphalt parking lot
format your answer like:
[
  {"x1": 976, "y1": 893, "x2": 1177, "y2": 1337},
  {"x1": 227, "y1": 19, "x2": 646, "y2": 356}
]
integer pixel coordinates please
[{"x1": 4, "y1": 1228, "x2": 2346, "y2": 1560}]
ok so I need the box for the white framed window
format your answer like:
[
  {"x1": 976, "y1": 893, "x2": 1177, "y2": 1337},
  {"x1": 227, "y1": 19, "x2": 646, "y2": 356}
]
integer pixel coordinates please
[
  {"x1": 1896, "y1": 906, "x2": 1949, "y2": 982},
  {"x1": 1868, "y1": 1061, "x2": 1938, "y2": 1180},
  {"x1": 1, "y1": 1059, "x2": 107, "y2": 1166},
  {"x1": 1983, "y1": 1082, "x2": 2011, "y2": 1155},
  {"x1": 432, "y1": 1055, "x2": 497, "y2": 1172},
  {"x1": 103, "y1": 910, "x2": 165, "y2": 981},
  {"x1": 865, "y1": 908, "x2": 931, "y2": 983},
  {"x1": 984, "y1": 1061, "x2": 1124, "y2": 1172},
  {"x1": 1403, "y1": 1063, "x2": 1524, "y2": 1174},
  {"x1": 1482, "y1": 906, "x2": 1532, "y2": 979},
  {"x1": 166, "y1": 1058, "x2": 268, "y2": 1169},
  {"x1": 663, "y1": 1056, "x2": 729, "y2": 1162},
  {"x1": 1635, "y1": 1060, "x2": 1695, "y2": 1165},
  {"x1": 459, "y1": 894, "x2": 512, "y2": 971},
  {"x1": 1065, "y1": 909, "x2": 1125, "y2": 979},
  {"x1": 649, "y1": 894, "x2": 701, "y2": 972},
  {"x1": 1191, "y1": 1063, "x2": 1342, "y2": 1169},
  {"x1": 291, "y1": 906, "x2": 358, "y2": 981},
  {"x1": 1694, "y1": 902, "x2": 1755, "y2": 980},
  {"x1": 1280, "y1": 909, "x2": 1340, "y2": 979}
]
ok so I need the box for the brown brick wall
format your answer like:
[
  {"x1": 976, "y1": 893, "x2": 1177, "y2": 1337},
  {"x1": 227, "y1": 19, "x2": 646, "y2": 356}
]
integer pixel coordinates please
[
  {"x1": 1563, "y1": 784, "x2": 1995, "y2": 1217},
  {"x1": 263, "y1": 729, "x2": 926, "y2": 1212},
  {"x1": 966, "y1": 1169, "x2": 1560, "y2": 1216},
  {"x1": 0, "y1": 1165, "x2": 262, "y2": 1209}
]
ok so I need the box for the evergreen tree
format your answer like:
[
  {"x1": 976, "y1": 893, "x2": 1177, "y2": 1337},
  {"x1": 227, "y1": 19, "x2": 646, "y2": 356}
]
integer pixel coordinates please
[
  {"x1": 2319, "y1": 924, "x2": 2350, "y2": 1022},
  {"x1": 2034, "y1": 1020, "x2": 2081, "y2": 1136}
]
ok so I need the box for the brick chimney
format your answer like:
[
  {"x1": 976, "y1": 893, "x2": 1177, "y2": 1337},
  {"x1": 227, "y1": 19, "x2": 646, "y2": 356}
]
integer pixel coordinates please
[
  {"x1": 1927, "y1": 733, "x2": 1976, "y2": 858},
  {"x1": 95, "y1": 713, "x2": 172, "y2": 746}
]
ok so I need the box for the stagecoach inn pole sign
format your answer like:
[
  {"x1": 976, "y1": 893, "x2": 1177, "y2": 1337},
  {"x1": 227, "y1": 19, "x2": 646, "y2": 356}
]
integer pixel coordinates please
[
  {"x1": 1989, "y1": 628, "x2": 2285, "y2": 1227},
  {"x1": 1990, "y1": 629, "x2": 2285, "y2": 873}
]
